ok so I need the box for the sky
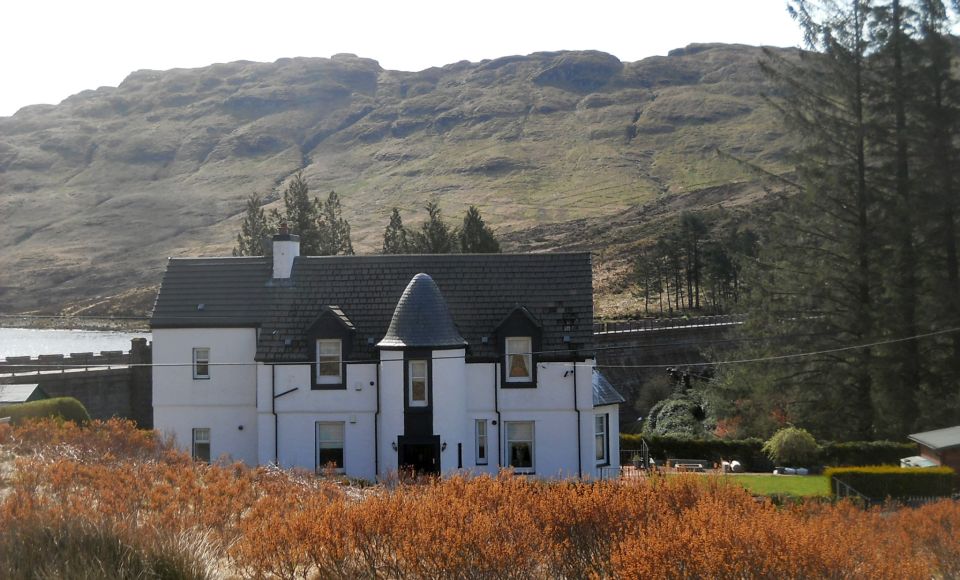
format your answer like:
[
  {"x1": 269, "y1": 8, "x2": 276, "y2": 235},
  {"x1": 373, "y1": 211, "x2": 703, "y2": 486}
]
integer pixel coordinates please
[{"x1": 0, "y1": 0, "x2": 804, "y2": 117}]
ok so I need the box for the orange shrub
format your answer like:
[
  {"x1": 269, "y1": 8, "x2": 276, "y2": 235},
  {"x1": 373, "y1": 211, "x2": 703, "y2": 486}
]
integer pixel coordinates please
[{"x1": 2, "y1": 420, "x2": 959, "y2": 579}]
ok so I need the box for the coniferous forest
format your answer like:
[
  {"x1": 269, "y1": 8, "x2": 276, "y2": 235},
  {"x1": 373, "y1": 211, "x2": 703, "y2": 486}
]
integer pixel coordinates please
[{"x1": 710, "y1": 0, "x2": 960, "y2": 441}]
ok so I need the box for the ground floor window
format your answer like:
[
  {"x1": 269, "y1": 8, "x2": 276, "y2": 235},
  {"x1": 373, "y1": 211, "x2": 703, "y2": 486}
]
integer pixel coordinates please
[
  {"x1": 505, "y1": 421, "x2": 534, "y2": 472},
  {"x1": 316, "y1": 421, "x2": 345, "y2": 471},
  {"x1": 475, "y1": 419, "x2": 488, "y2": 465},
  {"x1": 595, "y1": 414, "x2": 609, "y2": 465},
  {"x1": 192, "y1": 428, "x2": 210, "y2": 463}
]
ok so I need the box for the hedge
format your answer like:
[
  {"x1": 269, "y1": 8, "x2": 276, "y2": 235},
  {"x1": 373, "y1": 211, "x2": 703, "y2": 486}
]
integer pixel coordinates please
[
  {"x1": 0, "y1": 397, "x2": 91, "y2": 425},
  {"x1": 820, "y1": 440, "x2": 916, "y2": 467},
  {"x1": 622, "y1": 434, "x2": 772, "y2": 472},
  {"x1": 825, "y1": 466, "x2": 956, "y2": 499},
  {"x1": 621, "y1": 434, "x2": 917, "y2": 472}
]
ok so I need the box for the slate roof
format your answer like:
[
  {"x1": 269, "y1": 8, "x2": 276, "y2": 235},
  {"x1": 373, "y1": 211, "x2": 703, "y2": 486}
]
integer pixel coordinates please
[
  {"x1": 150, "y1": 257, "x2": 275, "y2": 327},
  {"x1": 909, "y1": 425, "x2": 960, "y2": 451},
  {"x1": 151, "y1": 253, "x2": 594, "y2": 362},
  {"x1": 592, "y1": 370, "x2": 626, "y2": 406},
  {"x1": 378, "y1": 273, "x2": 467, "y2": 349}
]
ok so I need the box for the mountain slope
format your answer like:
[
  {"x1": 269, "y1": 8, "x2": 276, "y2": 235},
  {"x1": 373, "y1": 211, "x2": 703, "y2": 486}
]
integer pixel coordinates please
[{"x1": 0, "y1": 44, "x2": 793, "y2": 315}]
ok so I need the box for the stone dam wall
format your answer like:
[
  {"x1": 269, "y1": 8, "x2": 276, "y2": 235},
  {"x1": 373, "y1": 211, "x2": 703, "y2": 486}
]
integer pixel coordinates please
[{"x1": 0, "y1": 338, "x2": 152, "y2": 428}]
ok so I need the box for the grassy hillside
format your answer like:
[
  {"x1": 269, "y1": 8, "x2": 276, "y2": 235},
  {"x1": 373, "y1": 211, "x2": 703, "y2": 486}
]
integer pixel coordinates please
[{"x1": 0, "y1": 44, "x2": 793, "y2": 315}]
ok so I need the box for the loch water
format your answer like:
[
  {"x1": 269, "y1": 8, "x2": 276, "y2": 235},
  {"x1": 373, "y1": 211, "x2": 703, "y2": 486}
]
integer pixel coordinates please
[{"x1": 0, "y1": 328, "x2": 151, "y2": 360}]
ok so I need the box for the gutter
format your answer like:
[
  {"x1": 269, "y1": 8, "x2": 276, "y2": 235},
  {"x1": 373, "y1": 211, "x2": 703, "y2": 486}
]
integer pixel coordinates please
[
  {"x1": 271, "y1": 363, "x2": 299, "y2": 465},
  {"x1": 271, "y1": 364, "x2": 277, "y2": 464},
  {"x1": 573, "y1": 356, "x2": 582, "y2": 479},
  {"x1": 494, "y1": 362, "x2": 501, "y2": 469},
  {"x1": 374, "y1": 360, "x2": 381, "y2": 477}
]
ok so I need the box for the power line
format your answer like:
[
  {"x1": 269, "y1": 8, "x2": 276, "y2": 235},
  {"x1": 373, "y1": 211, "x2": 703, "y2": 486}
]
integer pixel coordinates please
[
  {"x1": 587, "y1": 326, "x2": 960, "y2": 369},
  {"x1": 0, "y1": 328, "x2": 814, "y2": 369},
  {"x1": 4, "y1": 327, "x2": 958, "y2": 371}
]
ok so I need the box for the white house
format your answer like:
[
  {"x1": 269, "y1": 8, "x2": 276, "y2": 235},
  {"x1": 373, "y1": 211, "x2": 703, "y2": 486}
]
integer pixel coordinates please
[{"x1": 150, "y1": 231, "x2": 622, "y2": 479}]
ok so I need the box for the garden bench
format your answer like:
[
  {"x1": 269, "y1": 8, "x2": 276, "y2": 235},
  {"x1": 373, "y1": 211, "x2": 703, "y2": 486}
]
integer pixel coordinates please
[{"x1": 668, "y1": 459, "x2": 710, "y2": 472}]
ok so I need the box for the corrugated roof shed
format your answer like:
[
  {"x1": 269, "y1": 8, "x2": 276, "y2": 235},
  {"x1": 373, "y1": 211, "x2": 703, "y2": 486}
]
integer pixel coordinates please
[
  {"x1": 0, "y1": 384, "x2": 48, "y2": 404},
  {"x1": 909, "y1": 425, "x2": 960, "y2": 451},
  {"x1": 151, "y1": 253, "x2": 594, "y2": 362}
]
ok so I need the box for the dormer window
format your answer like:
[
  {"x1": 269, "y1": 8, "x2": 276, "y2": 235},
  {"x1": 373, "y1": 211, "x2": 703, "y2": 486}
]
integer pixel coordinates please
[
  {"x1": 496, "y1": 306, "x2": 542, "y2": 389},
  {"x1": 307, "y1": 307, "x2": 354, "y2": 390},
  {"x1": 505, "y1": 337, "x2": 532, "y2": 382},
  {"x1": 316, "y1": 339, "x2": 342, "y2": 385}
]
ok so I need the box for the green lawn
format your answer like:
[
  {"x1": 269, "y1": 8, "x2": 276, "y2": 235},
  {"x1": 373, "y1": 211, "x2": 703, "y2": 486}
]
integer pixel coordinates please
[{"x1": 724, "y1": 474, "x2": 831, "y2": 497}]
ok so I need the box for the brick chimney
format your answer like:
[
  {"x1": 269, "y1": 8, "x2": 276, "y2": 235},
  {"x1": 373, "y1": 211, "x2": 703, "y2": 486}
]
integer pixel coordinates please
[{"x1": 272, "y1": 222, "x2": 300, "y2": 279}]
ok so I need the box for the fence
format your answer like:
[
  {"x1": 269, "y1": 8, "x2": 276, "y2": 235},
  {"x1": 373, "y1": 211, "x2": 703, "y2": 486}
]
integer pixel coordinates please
[
  {"x1": 0, "y1": 351, "x2": 131, "y2": 375},
  {"x1": 601, "y1": 441, "x2": 653, "y2": 480},
  {"x1": 832, "y1": 478, "x2": 955, "y2": 507},
  {"x1": 593, "y1": 315, "x2": 742, "y2": 335}
]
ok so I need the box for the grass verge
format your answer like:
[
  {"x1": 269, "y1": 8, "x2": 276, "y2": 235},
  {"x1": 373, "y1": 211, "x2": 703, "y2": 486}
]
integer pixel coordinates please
[{"x1": 725, "y1": 473, "x2": 831, "y2": 497}]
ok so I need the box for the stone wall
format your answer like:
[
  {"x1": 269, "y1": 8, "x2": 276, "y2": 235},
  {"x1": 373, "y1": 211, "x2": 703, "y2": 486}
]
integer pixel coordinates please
[
  {"x1": 0, "y1": 338, "x2": 152, "y2": 428},
  {"x1": 595, "y1": 323, "x2": 736, "y2": 426}
]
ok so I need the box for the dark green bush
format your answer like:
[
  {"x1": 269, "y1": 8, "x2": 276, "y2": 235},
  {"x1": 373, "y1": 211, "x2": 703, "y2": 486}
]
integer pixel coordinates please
[
  {"x1": 642, "y1": 389, "x2": 712, "y2": 438},
  {"x1": 0, "y1": 397, "x2": 91, "y2": 425},
  {"x1": 825, "y1": 466, "x2": 956, "y2": 499},
  {"x1": 763, "y1": 427, "x2": 819, "y2": 466}
]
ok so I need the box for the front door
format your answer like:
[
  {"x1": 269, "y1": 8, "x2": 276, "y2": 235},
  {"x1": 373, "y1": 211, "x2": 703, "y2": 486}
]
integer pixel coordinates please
[{"x1": 398, "y1": 437, "x2": 440, "y2": 475}]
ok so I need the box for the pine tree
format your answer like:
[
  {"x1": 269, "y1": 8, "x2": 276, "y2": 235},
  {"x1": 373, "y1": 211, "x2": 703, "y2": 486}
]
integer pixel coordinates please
[
  {"x1": 282, "y1": 172, "x2": 322, "y2": 254},
  {"x1": 679, "y1": 213, "x2": 708, "y2": 309},
  {"x1": 382, "y1": 208, "x2": 409, "y2": 254},
  {"x1": 317, "y1": 190, "x2": 354, "y2": 256},
  {"x1": 912, "y1": 0, "x2": 960, "y2": 426},
  {"x1": 232, "y1": 193, "x2": 274, "y2": 256},
  {"x1": 459, "y1": 206, "x2": 501, "y2": 253},
  {"x1": 866, "y1": 0, "x2": 924, "y2": 437},
  {"x1": 713, "y1": 0, "x2": 879, "y2": 440},
  {"x1": 412, "y1": 202, "x2": 455, "y2": 254},
  {"x1": 711, "y1": 0, "x2": 960, "y2": 440}
]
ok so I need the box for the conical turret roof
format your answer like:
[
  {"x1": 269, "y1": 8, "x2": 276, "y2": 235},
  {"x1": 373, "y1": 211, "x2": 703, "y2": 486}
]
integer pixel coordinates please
[{"x1": 377, "y1": 273, "x2": 466, "y2": 349}]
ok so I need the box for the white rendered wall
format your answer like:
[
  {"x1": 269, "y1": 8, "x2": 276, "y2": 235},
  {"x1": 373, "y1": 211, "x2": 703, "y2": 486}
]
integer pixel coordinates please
[
  {"x1": 466, "y1": 363, "x2": 496, "y2": 411},
  {"x1": 575, "y1": 359, "x2": 596, "y2": 479},
  {"x1": 276, "y1": 411, "x2": 376, "y2": 480},
  {"x1": 467, "y1": 359, "x2": 601, "y2": 478},
  {"x1": 498, "y1": 410, "x2": 581, "y2": 478},
  {"x1": 377, "y1": 351, "x2": 405, "y2": 476},
  {"x1": 267, "y1": 363, "x2": 377, "y2": 414},
  {"x1": 465, "y1": 362, "x2": 499, "y2": 473},
  {"x1": 432, "y1": 349, "x2": 467, "y2": 474},
  {"x1": 156, "y1": 406, "x2": 258, "y2": 464},
  {"x1": 153, "y1": 328, "x2": 258, "y2": 407},
  {"x1": 153, "y1": 326, "x2": 614, "y2": 480},
  {"x1": 255, "y1": 361, "x2": 378, "y2": 479},
  {"x1": 590, "y1": 404, "x2": 621, "y2": 478},
  {"x1": 152, "y1": 328, "x2": 259, "y2": 464},
  {"x1": 498, "y1": 361, "x2": 581, "y2": 412}
]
